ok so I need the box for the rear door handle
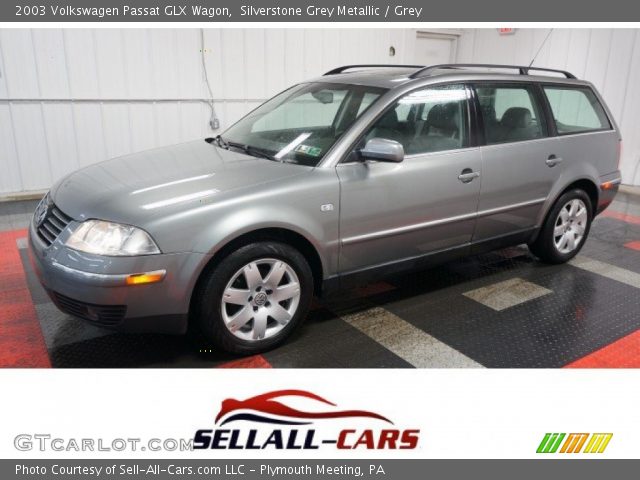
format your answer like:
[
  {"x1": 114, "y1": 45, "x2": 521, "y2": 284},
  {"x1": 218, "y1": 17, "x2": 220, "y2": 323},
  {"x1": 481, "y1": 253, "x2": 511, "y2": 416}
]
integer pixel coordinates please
[
  {"x1": 545, "y1": 154, "x2": 563, "y2": 167},
  {"x1": 458, "y1": 168, "x2": 480, "y2": 183}
]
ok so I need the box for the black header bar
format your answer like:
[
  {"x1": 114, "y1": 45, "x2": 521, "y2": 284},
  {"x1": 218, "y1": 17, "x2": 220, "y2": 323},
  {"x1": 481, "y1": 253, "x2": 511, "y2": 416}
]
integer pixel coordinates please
[{"x1": 3, "y1": 0, "x2": 640, "y2": 22}]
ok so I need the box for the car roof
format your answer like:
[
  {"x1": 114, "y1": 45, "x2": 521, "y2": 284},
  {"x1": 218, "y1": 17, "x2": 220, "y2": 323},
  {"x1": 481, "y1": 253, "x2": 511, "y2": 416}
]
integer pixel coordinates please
[
  {"x1": 309, "y1": 65, "x2": 593, "y2": 90},
  {"x1": 311, "y1": 67, "x2": 421, "y2": 88}
]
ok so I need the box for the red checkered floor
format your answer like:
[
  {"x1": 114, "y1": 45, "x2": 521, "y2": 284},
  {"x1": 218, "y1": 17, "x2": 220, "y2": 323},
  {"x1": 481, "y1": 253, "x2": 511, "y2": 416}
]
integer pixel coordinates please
[{"x1": 2, "y1": 192, "x2": 640, "y2": 368}]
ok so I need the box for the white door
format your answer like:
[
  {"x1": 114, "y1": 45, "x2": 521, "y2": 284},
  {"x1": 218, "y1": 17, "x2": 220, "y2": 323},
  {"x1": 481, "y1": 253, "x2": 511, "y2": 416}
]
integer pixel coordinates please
[{"x1": 413, "y1": 33, "x2": 456, "y2": 65}]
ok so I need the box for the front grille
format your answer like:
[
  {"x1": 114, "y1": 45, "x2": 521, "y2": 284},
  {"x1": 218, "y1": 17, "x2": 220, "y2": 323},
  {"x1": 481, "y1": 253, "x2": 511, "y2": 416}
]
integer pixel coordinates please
[
  {"x1": 36, "y1": 203, "x2": 72, "y2": 247},
  {"x1": 50, "y1": 291, "x2": 127, "y2": 328}
]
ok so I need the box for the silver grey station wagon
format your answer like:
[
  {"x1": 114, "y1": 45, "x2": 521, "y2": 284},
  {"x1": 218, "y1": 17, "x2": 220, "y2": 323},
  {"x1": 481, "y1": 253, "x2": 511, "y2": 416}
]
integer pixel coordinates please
[{"x1": 29, "y1": 63, "x2": 622, "y2": 354}]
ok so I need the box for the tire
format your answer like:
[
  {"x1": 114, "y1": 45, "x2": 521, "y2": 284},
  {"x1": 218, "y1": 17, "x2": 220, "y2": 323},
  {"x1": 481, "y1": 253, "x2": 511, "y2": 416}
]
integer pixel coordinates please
[
  {"x1": 529, "y1": 189, "x2": 593, "y2": 264},
  {"x1": 194, "y1": 241, "x2": 314, "y2": 355}
]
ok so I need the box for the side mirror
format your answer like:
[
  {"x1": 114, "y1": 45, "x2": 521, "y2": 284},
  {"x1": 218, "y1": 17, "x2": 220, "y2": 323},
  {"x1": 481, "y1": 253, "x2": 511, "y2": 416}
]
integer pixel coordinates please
[{"x1": 359, "y1": 138, "x2": 404, "y2": 163}]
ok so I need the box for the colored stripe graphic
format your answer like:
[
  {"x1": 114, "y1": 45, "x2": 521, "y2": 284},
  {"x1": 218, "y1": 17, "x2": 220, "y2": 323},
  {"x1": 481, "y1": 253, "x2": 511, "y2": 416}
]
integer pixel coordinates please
[
  {"x1": 584, "y1": 433, "x2": 613, "y2": 453},
  {"x1": 536, "y1": 433, "x2": 552, "y2": 453},
  {"x1": 560, "y1": 433, "x2": 589, "y2": 453},
  {"x1": 537, "y1": 433, "x2": 565, "y2": 453},
  {"x1": 537, "y1": 433, "x2": 612, "y2": 453},
  {"x1": 573, "y1": 433, "x2": 590, "y2": 453}
]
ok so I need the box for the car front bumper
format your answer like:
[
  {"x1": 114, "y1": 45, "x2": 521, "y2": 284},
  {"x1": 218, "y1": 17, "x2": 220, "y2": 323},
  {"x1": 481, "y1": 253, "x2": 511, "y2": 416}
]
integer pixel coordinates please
[{"x1": 28, "y1": 220, "x2": 208, "y2": 334}]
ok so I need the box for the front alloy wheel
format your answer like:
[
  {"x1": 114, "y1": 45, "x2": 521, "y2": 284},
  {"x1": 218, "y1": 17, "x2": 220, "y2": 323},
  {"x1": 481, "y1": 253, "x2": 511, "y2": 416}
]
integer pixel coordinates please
[
  {"x1": 195, "y1": 241, "x2": 313, "y2": 354},
  {"x1": 221, "y1": 258, "x2": 301, "y2": 341}
]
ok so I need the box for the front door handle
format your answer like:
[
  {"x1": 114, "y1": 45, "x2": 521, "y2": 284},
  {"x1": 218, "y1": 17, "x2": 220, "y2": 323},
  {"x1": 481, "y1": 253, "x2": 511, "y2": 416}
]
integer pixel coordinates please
[
  {"x1": 545, "y1": 154, "x2": 563, "y2": 167},
  {"x1": 458, "y1": 168, "x2": 480, "y2": 183}
]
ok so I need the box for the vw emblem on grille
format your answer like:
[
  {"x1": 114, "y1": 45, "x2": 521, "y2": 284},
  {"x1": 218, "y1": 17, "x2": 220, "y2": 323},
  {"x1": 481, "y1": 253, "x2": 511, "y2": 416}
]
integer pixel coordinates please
[{"x1": 34, "y1": 197, "x2": 49, "y2": 227}]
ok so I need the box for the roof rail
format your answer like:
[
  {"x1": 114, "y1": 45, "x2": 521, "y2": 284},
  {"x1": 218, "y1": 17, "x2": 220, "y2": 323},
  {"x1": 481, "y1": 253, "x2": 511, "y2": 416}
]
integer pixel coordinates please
[
  {"x1": 409, "y1": 64, "x2": 577, "y2": 79},
  {"x1": 324, "y1": 64, "x2": 425, "y2": 75}
]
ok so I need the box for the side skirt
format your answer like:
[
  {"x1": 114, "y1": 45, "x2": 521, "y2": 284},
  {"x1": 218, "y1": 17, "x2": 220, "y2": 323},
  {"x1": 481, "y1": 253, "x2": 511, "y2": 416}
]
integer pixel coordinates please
[{"x1": 321, "y1": 227, "x2": 538, "y2": 295}]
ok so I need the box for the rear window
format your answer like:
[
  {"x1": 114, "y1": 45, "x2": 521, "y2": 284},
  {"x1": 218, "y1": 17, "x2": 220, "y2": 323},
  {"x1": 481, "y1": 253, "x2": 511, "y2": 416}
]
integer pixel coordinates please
[{"x1": 543, "y1": 86, "x2": 611, "y2": 135}]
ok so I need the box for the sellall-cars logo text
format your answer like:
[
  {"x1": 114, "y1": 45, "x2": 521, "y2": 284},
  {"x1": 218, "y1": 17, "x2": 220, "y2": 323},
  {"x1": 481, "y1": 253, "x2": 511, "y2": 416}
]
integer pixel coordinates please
[{"x1": 193, "y1": 390, "x2": 420, "y2": 450}]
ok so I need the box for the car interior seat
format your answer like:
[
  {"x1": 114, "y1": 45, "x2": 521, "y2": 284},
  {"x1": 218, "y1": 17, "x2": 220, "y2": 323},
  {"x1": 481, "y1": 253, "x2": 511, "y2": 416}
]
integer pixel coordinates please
[
  {"x1": 410, "y1": 103, "x2": 461, "y2": 153},
  {"x1": 499, "y1": 106, "x2": 539, "y2": 142},
  {"x1": 367, "y1": 109, "x2": 405, "y2": 145}
]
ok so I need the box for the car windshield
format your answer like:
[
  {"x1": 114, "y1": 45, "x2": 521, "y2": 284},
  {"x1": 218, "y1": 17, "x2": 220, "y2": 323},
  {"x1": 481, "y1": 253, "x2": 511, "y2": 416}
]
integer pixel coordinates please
[{"x1": 220, "y1": 82, "x2": 386, "y2": 166}]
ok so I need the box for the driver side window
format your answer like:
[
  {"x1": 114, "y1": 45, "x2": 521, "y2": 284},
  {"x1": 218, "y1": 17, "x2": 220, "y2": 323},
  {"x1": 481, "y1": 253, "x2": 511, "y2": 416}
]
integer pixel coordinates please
[{"x1": 363, "y1": 84, "x2": 469, "y2": 155}]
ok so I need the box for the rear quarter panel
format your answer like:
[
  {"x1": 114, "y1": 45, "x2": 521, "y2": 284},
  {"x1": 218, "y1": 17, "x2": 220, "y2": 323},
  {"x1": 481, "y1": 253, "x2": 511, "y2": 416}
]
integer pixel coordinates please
[
  {"x1": 536, "y1": 129, "x2": 620, "y2": 226},
  {"x1": 536, "y1": 81, "x2": 620, "y2": 225}
]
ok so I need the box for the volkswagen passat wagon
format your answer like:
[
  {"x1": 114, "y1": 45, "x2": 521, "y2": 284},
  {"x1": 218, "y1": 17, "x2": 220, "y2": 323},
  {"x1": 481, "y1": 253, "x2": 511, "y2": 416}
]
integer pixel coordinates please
[{"x1": 29, "y1": 64, "x2": 622, "y2": 354}]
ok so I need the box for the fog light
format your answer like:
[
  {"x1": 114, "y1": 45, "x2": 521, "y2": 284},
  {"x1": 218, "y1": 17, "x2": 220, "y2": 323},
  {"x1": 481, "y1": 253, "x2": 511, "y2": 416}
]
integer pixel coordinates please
[{"x1": 125, "y1": 270, "x2": 166, "y2": 285}]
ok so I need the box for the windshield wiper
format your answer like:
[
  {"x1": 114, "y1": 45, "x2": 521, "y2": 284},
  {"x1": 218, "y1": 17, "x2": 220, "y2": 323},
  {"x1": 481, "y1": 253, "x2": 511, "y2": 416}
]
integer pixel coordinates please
[
  {"x1": 226, "y1": 141, "x2": 276, "y2": 161},
  {"x1": 211, "y1": 135, "x2": 276, "y2": 161},
  {"x1": 213, "y1": 135, "x2": 229, "y2": 149}
]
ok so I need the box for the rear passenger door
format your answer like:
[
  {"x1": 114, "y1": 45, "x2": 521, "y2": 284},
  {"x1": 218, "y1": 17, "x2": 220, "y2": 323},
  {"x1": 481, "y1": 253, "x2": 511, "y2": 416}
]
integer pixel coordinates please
[{"x1": 472, "y1": 83, "x2": 561, "y2": 243}]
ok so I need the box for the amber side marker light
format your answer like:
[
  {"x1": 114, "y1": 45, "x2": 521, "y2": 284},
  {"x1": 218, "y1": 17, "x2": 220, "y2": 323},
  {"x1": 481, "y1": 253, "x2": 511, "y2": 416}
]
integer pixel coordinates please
[
  {"x1": 600, "y1": 179, "x2": 620, "y2": 190},
  {"x1": 125, "y1": 270, "x2": 166, "y2": 285}
]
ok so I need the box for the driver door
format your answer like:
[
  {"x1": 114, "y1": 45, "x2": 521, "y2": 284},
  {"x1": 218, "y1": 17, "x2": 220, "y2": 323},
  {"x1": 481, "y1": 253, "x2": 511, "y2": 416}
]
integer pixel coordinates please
[{"x1": 337, "y1": 84, "x2": 482, "y2": 274}]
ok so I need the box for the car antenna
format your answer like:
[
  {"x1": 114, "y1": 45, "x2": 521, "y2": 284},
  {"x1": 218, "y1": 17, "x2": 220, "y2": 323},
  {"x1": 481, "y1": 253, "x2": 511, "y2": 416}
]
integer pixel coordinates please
[{"x1": 528, "y1": 28, "x2": 554, "y2": 68}]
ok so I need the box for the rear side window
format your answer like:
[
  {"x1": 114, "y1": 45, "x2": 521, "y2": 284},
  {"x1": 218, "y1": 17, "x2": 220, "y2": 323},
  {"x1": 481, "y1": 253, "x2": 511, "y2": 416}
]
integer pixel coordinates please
[
  {"x1": 543, "y1": 86, "x2": 611, "y2": 134},
  {"x1": 476, "y1": 84, "x2": 547, "y2": 145}
]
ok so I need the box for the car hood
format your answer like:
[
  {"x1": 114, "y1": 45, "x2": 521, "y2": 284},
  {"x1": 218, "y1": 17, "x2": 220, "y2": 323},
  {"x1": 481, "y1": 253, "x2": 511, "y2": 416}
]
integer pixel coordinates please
[{"x1": 52, "y1": 140, "x2": 309, "y2": 226}]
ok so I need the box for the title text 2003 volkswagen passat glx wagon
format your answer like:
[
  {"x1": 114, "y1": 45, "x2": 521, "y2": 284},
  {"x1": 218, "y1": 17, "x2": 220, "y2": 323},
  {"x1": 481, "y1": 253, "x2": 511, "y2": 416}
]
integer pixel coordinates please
[{"x1": 29, "y1": 63, "x2": 622, "y2": 354}]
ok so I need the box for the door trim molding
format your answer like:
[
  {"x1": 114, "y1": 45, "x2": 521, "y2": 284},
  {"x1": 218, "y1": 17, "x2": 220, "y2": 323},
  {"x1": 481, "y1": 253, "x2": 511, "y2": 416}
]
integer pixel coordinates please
[
  {"x1": 475, "y1": 197, "x2": 546, "y2": 219},
  {"x1": 341, "y1": 197, "x2": 546, "y2": 246},
  {"x1": 324, "y1": 226, "x2": 538, "y2": 294},
  {"x1": 341, "y1": 210, "x2": 477, "y2": 246}
]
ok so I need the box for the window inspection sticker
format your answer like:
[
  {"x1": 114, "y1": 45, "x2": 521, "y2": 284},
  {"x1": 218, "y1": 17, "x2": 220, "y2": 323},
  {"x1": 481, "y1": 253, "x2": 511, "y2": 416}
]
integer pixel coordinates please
[
  {"x1": 295, "y1": 145, "x2": 323, "y2": 157},
  {"x1": 275, "y1": 132, "x2": 311, "y2": 159}
]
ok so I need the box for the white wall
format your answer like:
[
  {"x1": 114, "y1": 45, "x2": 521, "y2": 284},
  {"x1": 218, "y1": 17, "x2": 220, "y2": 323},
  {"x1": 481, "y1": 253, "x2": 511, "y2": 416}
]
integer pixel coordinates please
[
  {"x1": 0, "y1": 28, "x2": 420, "y2": 196},
  {"x1": 2, "y1": 27, "x2": 640, "y2": 196},
  {"x1": 456, "y1": 28, "x2": 640, "y2": 185}
]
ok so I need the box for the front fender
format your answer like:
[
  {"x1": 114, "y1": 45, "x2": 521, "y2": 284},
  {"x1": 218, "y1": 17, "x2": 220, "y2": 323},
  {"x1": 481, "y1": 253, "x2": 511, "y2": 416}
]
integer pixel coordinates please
[
  {"x1": 148, "y1": 168, "x2": 341, "y2": 280},
  {"x1": 197, "y1": 207, "x2": 338, "y2": 278}
]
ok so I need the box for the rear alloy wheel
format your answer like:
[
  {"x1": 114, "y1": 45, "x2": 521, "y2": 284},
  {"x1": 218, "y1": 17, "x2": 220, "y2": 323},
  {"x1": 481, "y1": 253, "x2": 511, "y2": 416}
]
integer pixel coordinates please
[
  {"x1": 553, "y1": 198, "x2": 588, "y2": 255},
  {"x1": 195, "y1": 242, "x2": 313, "y2": 354},
  {"x1": 529, "y1": 189, "x2": 593, "y2": 264}
]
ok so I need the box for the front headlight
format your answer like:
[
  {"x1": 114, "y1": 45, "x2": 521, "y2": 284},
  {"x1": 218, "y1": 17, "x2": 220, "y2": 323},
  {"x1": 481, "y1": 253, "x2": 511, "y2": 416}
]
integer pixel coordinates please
[{"x1": 65, "y1": 220, "x2": 161, "y2": 256}]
